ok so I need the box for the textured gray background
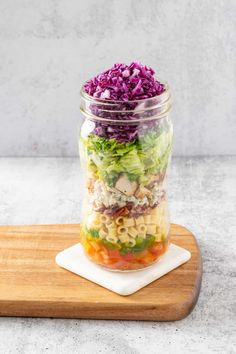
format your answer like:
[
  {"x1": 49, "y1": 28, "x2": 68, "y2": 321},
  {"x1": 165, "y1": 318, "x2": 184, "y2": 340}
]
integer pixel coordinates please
[{"x1": 0, "y1": 0, "x2": 235, "y2": 156}]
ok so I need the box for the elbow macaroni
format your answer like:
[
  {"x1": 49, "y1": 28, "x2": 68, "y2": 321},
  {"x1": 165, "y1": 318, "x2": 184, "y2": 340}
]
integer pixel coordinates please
[
  {"x1": 155, "y1": 232, "x2": 162, "y2": 242},
  {"x1": 108, "y1": 227, "x2": 117, "y2": 238},
  {"x1": 100, "y1": 214, "x2": 110, "y2": 223},
  {"x1": 105, "y1": 220, "x2": 116, "y2": 228},
  {"x1": 87, "y1": 207, "x2": 167, "y2": 246},
  {"x1": 119, "y1": 234, "x2": 129, "y2": 243},
  {"x1": 137, "y1": 224, "x2": 147, "y2": 234},
  {"x1": 117, "y1": 226, "x2": 128, "y2": 235},
  {"x1": 144, "y1": 215, "x2": 151, "y2": 224},
  {"x1": 150, "y1": 215, "x2": 157, "y2": 224},
  {"x1": 115, "y1": 216, "x2": 124, "y2": 226},
  {"x1": 106, "y1": 235, "x2": 118, "y2": 243},
  {"x1": 150, "y1": 208, "x2": 156, "y2": 216},
  {"x1": 123, "y1": 218, "x2": 135, "y2": 227},
  {"x1": 146, "y1": 224, "x2": 156, "y2": 235},
  {"x1": 127, "y1": 237, "x2": 136, "y2": 247},
  {"x1": 135, "y1": 216, "x2": 145, "y2": 225},
  {"x1": 128, "y1": 227, "x2": 138, "y2": 238},
  {"x1": 99, "y1": 228, "x2": 108, "y2": 239}
]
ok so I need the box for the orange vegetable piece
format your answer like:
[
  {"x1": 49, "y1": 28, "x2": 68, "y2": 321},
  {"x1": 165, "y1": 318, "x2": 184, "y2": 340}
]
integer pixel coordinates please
[{"x1": 90, "y1": 241, "x2": 101, "y2": 252}]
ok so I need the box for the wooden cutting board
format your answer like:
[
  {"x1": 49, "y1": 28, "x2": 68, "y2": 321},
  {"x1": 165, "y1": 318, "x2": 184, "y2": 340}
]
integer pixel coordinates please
[{"x1": 0, "y1": 224, "x2": 202, "y2": 321}]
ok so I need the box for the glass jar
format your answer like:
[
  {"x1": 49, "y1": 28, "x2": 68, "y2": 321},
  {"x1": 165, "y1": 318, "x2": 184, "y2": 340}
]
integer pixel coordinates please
[{"x1": 79, "y1": 84, "x2": 172, "y2": 271}]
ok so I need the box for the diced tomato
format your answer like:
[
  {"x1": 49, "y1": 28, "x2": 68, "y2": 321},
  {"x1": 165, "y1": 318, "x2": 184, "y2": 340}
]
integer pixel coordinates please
[
  {"x1": 122, "y1": 252, "x2": 134, "y2": 262},
  {"x1": 109, "y1": 260, "x2": 129, "y2": 270},
  {"x1": 150, "y1": 243, "x2": 163, "y2": 253},
  {"x1": 108, "y1": 249, "x2": 121, "y2": 259},
  {"x1": 140, "y1": 253, "x2": 155, "y2": 265},
  {"x1": 149, "y1": 249, "x2": 159, "y2": 256}
]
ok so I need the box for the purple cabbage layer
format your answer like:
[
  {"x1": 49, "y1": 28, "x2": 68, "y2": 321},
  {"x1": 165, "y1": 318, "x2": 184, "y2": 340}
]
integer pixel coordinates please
[{"x1": 83, "y1": 62, "x2": 165, "y2": 142}]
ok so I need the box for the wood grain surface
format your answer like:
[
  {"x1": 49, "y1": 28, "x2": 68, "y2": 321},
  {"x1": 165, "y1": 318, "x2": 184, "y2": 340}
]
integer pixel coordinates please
[{"x1": 0, "y1": 224, "x2": 202, "y2": 321}]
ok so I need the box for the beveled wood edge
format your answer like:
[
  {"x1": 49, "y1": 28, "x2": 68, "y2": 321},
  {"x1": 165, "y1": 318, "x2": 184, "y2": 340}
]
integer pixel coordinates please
[
  {"x1": 0, "y1": 223, "x2": 202, "y2": 321},
  {"x1": 171, "y1": 225, "x2": 203, "y2": 320}
]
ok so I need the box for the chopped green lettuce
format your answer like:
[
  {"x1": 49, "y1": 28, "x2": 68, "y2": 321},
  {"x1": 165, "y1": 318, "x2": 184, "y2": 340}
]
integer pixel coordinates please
[{"x1": 81, "y1": 126, "x2": 172, "y2": 186}]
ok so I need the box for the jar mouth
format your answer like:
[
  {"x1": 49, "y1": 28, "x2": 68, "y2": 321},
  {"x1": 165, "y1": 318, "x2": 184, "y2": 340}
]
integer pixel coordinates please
[
  {"x1": 80, "y1": 81, "x2": 170, "y2": 104},
  {"x1": 80, "y1": 82, "x2": 172, "y2": 123}
]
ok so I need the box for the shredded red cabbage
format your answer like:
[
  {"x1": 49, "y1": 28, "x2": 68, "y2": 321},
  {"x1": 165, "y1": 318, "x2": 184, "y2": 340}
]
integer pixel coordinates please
[
  {"x1": 84, "y1": 62, "x2": 165, "y2": 101},
  {"x1": 83, "y1": 62, "x2": 166, "y2": 142}
]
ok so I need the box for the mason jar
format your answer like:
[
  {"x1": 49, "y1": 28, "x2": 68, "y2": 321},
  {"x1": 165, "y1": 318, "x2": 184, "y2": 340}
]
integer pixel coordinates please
[{"x1": 79, "y1": 84, "x2": 172, "y2": 271}]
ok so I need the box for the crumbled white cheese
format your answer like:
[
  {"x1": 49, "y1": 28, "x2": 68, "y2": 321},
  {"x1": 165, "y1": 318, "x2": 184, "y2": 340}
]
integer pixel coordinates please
[{"x1": 91, "y1": 180, "x2": 165, "y2": 209}]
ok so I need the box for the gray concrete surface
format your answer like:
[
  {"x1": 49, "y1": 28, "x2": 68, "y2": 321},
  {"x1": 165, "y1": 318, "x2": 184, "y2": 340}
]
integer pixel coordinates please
[
  {"x1": 0, "y1": 0, "x2": 236, "y2": 157},
  {"x1": 0, "y1": 156, "x2": 235, "y2": 354}
]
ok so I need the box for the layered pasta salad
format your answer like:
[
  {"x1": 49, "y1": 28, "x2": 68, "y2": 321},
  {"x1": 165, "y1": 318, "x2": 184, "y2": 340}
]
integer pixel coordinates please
[{"x1": 80, "y1": 62, "x2": 172, "y2": 270}]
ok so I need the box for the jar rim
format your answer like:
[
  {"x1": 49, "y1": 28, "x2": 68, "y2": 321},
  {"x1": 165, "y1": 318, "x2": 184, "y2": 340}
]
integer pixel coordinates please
[
  {"x1": 80, "y1": 81, "x2": 172, "y2": 123},
  {"x1": 80, "y1": 81, "x2": 170, "y2": 105}
]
